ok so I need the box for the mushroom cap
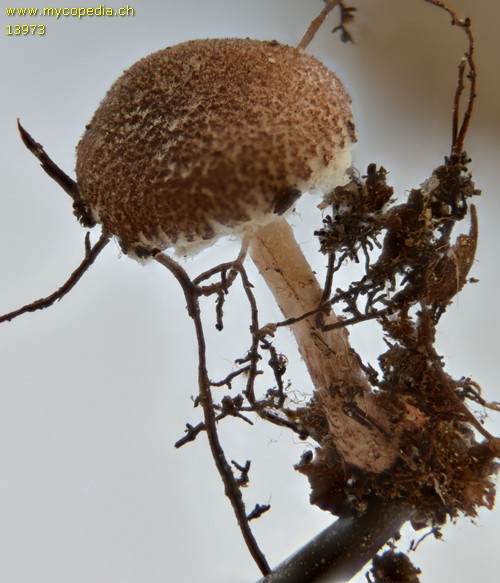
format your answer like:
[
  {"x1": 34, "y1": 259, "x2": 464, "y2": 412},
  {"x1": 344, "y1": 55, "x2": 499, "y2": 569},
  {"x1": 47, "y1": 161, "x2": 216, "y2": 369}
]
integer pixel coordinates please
[{"x1": 76, "y1": 38, "x2": 356, "y2": 256}]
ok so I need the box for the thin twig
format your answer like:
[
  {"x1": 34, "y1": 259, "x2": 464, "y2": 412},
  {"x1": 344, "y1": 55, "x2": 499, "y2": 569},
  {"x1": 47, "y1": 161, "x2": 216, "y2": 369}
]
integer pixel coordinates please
[
  {"x1": 454, "y1": 23, "x2": 476, "y2": 155},
  {"x1": 211, "y1": 365, "x2": 253, "y2": 388},
  {"x1": 155, "y1": 252, "x2": 270, "y2": 576},
  {"x1": 409, "y1": 526, "x2": 442, "y2": 552},
  {"x1": 316, "y1": 252, "x2": 335, "y2": 329},
  {"x1": 320, "y1": 308, "x2": 389, "y2": 331},
  {"x1": 451, "y1": 57, "x2": 466, "y2": 150},
  {"x1": 174, "y1": 421, "x2": 206, "y2": 448},
  {"x1": 193, "y1": 239, "x2": 248, "y2": 292},
  {"x1": 0, "y1": 230, "x2": 110, "y2": 324},
  {"x1": 174, "y1": 407, "x2": 253, "y2": 449},
  {"x1": 423, "y1": 1, "x2": 476, "y2": 155},
  {"x1": 17, "y1": 120, "x2": 95, "y2": 227},
  {"x1": 251, "y1": 407, "x2": 308, "y2": 439},
  {"x1": 297, "y1": 0, "x2": 342, "y2": 50},
  {"x1": 237, "y1": 263, "x2": 263, "y2": 404},
  {"x1": 274, "y1": 303, "x2": 326, "y2": 329},
  {"x1": 260, "y1": 340, "x2": 287, "y2": 408}
]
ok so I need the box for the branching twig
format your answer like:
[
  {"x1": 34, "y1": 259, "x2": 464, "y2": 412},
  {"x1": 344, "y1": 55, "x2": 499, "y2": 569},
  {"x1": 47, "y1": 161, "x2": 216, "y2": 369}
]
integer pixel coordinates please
[
  {"x1": 315, "y1": 252, "x2": 335, "y2": 330},
  {"x1": 155, "y1": 251, "x2": 270, "y2": 576},
  {"x1": 237, "y1": 260, "x2": 264, "y2": 404},
  {"x1": 174, "y1": 406, "x2": 254, "y2": 449},
  {"x1": 0, "y1": 230, "x2": 110, "y2": 324},
  {"x1": 423, "y1": 0, "x2": 476, "y2": 155},
  {"x1": 211, "y1": 365, "x2": 253, "y2": 389}
]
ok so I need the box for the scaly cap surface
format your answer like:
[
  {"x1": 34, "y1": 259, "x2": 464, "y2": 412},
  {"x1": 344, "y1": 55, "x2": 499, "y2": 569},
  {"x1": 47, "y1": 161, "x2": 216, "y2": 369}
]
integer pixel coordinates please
[{"x1": 76, "y1": 38, "x2": 356, "y2": 256}]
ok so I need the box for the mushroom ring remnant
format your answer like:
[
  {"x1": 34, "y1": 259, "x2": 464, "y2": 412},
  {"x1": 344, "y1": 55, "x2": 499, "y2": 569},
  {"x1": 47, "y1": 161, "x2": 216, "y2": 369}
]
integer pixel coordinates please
[{"x1": 76, "y1": 38, "x2": 356, "y2": 257}]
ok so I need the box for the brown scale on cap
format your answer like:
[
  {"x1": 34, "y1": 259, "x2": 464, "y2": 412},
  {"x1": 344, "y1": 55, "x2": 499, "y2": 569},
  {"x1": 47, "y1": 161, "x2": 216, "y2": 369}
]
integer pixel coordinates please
[{"x1": 76, "y1": 38, "x2": 356, "y2": 257}]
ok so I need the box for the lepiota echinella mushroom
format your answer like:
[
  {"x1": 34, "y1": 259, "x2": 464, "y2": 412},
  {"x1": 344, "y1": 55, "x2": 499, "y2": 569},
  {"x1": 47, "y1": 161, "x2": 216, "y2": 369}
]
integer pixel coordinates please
[{"x1": 76, "y1": 38, "x2": 390, "y2": 473}]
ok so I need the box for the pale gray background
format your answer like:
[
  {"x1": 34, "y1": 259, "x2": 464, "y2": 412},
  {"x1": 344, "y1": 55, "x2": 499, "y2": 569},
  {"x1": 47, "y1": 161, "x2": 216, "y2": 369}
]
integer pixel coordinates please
[{"x1": 1, "y1": 1, "x2": 499, "y2": 582}]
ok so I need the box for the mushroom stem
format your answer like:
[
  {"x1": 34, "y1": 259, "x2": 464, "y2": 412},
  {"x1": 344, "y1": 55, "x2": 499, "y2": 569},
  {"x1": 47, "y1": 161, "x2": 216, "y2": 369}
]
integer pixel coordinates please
[{"x1": 248, "y1": 217, "x2": 399, "y2": 473}]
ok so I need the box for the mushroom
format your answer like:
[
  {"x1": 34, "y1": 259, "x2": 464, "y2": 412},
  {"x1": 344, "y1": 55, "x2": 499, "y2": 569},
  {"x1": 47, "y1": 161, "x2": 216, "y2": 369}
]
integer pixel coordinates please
[
  {"x1": 76, "y1": 37, "x2": 397, "y2": 471},
  {"x1": 76, "y1": 38, "x2": 355, "y2": 257}
]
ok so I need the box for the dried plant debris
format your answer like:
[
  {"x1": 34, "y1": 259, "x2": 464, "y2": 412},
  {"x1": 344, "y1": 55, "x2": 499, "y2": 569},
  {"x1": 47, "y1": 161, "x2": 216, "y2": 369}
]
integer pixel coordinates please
[
  {"x1": 297, "y1": 157, "x2": 499, "y2": 528},
  {"x1": 316, "y1": 155, "x2": 480, "y2": 323},
  {"x1": 367, "y1": 550, "x2": 421, "y2": 583}
]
